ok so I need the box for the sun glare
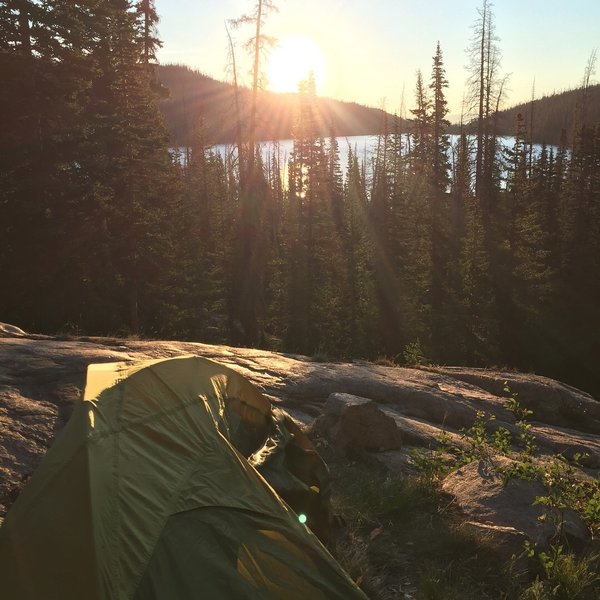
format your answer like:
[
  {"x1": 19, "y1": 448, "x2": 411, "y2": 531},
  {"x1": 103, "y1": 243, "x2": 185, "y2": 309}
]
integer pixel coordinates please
[{"x1": 267, "y1": 36, "x2": 326, "y2": 94}]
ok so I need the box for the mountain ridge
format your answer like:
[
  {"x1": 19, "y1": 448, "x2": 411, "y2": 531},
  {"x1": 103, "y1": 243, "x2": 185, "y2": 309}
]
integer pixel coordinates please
[
  {"x1": 157, "y1": 64, "x2": 406, "y2": 145},
  {"x1": 158, "y1": 64, "x2": 600, "y2": 147},
  {"x1": 486, "y1": 83, "x2": 600, "y2": 145}
]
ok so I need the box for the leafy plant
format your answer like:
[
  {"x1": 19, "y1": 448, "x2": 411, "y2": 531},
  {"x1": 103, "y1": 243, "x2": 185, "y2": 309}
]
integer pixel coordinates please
[
  {"x1": 403, "y1": 339, "x2": 427, "y2": 366},
  {"x1": 520, "y1": 542, "x2": 600, "y2": 599},
  {"x1": 504, "y1": 382, "x2": 538, "y2": 456},
  {"x1": 409, "y1": 446, "x2": 455, "y2": 480}
]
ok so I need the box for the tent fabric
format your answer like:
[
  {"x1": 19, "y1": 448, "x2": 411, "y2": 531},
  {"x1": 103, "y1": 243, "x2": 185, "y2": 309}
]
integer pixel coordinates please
[{"x1": 0, "y1": 355, "x2": 366, "y2": 599}]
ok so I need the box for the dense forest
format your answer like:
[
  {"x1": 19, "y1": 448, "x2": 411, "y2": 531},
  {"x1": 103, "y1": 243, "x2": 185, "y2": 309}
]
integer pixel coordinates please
[{"x1": 1, "y1": 1, "x2": 599, "y2": 397}]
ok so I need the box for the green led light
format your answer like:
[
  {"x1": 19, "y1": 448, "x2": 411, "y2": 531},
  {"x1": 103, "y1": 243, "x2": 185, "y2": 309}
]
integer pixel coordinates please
[{"x1": 298, "y1": 513, "x2": 307, "y2": 524}]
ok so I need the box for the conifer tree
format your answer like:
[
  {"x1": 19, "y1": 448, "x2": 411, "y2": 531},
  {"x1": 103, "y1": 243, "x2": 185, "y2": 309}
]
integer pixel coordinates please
[
  {"x1": 444, "y1": 127, "x2": 472, "y2": 360},
  {"x1": 427, "y1": 43, "x2": 452, "y2": 356},
  {"x1": 75, "y1": 0, "x2": 180, "y2": 334},
  {"x1": 283, "y1": 73, "x2": 347, "y2": 355},
  {"x1": 0, "y1": 0, "x2": 101, "y2": 328},
  {"x1": 343, "y1": 149, "x2": 379, "y2": 356},
  {"x1": 285, "y1": 73, "x2": 322, "y2": 353},
  {"x1": 457, "y1": 193, "x2": 498, "y2": 363},
  {"x1": 228, "y1": 0, "x2": 278, "y2": 346},
  {"x1": 230, "y1": 0, "x2": 277, "y2": 172},
  {"x1": 135, "y1": 0, "x2": 160, "y2": 66},
  {"x1": 466, "y1": 0, "x2": 503, "y2": 213},
  {"x1": 504, "y1": 114, "x2": 553, "y2": 364},
  {"x1": 557, "y1": 123, "x2": 600, "y2": 389},
  {"x1": 172, "y1": 120, "x2": 233, "y2": 340},
  {"x1": 430, "y1": 42, "x2": 451, "y2": 194},
  {"x1": 409, "y1": 69, "x2": 432, "y2": 175},
  {"x1": 326, "y1": 132, "x2": 345, "y2": 237}
]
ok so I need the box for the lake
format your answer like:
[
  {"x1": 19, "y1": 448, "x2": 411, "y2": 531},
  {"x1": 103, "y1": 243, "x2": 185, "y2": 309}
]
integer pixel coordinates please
[{"x1": 176, "y1": 134, "x2": 554, "y2": 183}]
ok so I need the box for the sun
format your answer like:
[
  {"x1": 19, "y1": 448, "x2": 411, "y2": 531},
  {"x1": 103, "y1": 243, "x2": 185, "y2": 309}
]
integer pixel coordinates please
[{"x1": 267, "y1": 35, "x2": 326, "y2": 94}]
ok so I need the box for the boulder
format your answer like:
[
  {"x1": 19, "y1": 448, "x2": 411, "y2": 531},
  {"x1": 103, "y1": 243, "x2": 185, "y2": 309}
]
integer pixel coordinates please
[
  {"x1": 312, "y1": 393, "x2": 403, "y2": 455},
  {"x1": 441, "y1": 457, "x2": 590, "y2": 549},
  {"x1": 0, "y1": 323, "x2": 26, "y2": 338}
]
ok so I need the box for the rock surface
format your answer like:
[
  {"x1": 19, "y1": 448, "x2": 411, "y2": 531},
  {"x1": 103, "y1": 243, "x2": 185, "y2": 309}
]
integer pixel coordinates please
[
  {"x1": 429, "y1": 366, "x2": 600, "y2": 435},
  {"x1": 312, "y1": 393, "x2": 403, "y2": 453},
  {"x1": 442, "y1": 457, "x2": 590, "y2": 548},
  {"x1": 1, "y1": 330, "x2": 599, "y2": 547}
]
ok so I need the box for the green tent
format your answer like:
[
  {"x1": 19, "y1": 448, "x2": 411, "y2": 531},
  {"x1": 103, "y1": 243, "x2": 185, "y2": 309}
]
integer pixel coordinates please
[{"x1": 0, "y1": 355, "x2": 366, "y2": 599}]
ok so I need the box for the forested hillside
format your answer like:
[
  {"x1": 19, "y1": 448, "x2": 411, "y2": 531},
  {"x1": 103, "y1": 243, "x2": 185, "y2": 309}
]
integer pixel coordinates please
[
  {"x1": 158, "y1": 65, "x2": 599, "y2": 147},
  {"x1": 157, "y1": 64, "x2": 402, "y2": 145},
  {"x1": 492, "y1": 84, "x2": 600, "y2": 145},
  {"x1": 1, "y1": 1, "x2": 599, "y2": 399}
]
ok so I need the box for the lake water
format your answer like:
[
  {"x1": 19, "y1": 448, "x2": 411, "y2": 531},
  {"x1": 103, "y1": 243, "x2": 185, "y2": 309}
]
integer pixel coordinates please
[
  {"x1": 206, "y1": 135, "x2": 384, "y2": 178},
  {"x1": 177, "y1": 134, "x2": 553, "y2": 183}
]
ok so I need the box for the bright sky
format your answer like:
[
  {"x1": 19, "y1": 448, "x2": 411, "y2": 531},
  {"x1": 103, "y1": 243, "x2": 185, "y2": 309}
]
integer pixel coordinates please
[{"x1": 154, "y1": 0, "x2": 599, "y2": 120}]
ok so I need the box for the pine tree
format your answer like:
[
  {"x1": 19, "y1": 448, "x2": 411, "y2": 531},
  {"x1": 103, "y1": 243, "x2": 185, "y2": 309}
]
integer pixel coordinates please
[
  {"x1": 135, "y1": 0, "x2": 161, "y2": 66},
  {"x1": 228, "y1": 0, "x2": 278, "y2": 346},
  {"x1": 409, "y1": 69, "x2": 432, "y2": 175},
  {"x1": 171, "y1": 119, "x2": 234, "y2": 340},
  {"x1": 556, "y1": 123, "x2": 600, "y2": 390},
  {"x1": 343, "y1": 149, "x2": 379, "y2": 356},
  {"x1": 511, "y1": 127, "x2": 553, "y2": 366},
  {"x1": 285, "y1": 73, "x2": 322, "y2": 353},
  {"x1": 326, "y1": 131, "x2": 345, "y2": 238},
  {"x1": 368, "y1": 114, "x2": 401, "y2": 356},
  {"x1": 0, "y1": 1, "x2": 103, "y2": 329},
  {"x1": 282, "y1": 73, "x2": 347, "y2": 355},
  {"x1": 466, "y1": 0, "x2": 504, "y2": 213},
  {"x1": 444, "y1": 127, "x2": 473, "y2": 361},
  {"x1": 74, "y1": 0, "x2": 180, "y2": 334},
  {"x1": 430, "y1": 42, "x2": 451, "y2": 194},
  {"x1": 457, "y1": 194, "x2": 498, "y2": 363},
  {"x1": 428, "y1": 43, "x2": 452, "y2": 357}
]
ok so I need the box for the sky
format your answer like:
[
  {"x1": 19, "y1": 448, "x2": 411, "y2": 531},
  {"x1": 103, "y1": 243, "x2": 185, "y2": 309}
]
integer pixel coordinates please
[{"x1": 154, "y1": 0, "x2": 599, "y2": 120}]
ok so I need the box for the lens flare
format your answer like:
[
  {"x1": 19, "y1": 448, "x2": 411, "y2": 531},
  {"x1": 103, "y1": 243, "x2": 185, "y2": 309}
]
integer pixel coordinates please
[{"x1": 267, "y1": 36, "x2": 326, "y2": 93}]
